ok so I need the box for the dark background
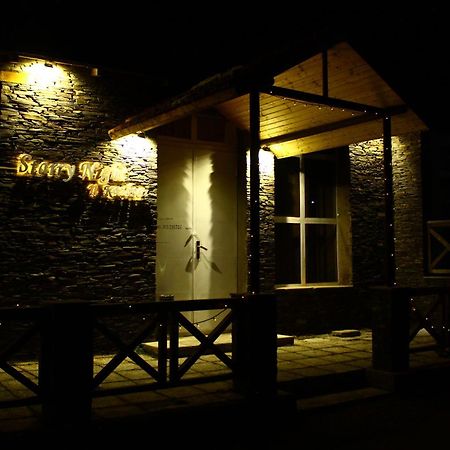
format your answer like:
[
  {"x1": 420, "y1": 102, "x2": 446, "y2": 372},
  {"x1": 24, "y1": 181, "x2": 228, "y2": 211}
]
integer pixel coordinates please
[
  {"x1": 1, "y1": 2, "x2": 447, "y2": 129},
  {"x1": 2, "y1": 2, "x2": 449, "y2": 220}
]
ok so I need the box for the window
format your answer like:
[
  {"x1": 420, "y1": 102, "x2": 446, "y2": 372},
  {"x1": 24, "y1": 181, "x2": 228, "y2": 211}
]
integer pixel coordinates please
[{"x1": 274, "y1": 148, "x2": 351, "y2": 287}]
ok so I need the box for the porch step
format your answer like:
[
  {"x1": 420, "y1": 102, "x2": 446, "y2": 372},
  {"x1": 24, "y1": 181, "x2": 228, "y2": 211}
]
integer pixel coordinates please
[
  {"x1": 297, "y1": 387, "x2": 390, "y2": 411},
  {"x1": 140, "y1": 333, "x2": 294, "y2": 358},
  {"x1": 278, "y1": 367, "x2": 368, "y2": 399}
]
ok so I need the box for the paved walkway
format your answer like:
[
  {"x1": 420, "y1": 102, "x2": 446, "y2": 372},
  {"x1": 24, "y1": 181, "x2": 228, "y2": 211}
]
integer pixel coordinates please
[{"x1": 1, "y1": 328, "x2": 449, "y2": 440}]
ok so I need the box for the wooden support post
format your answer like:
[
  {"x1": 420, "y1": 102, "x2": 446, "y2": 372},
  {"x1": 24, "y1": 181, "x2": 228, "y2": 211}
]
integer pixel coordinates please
[
  {"x1": 383, "y1": 116, "x2": 396, "y2": 286},
  {"x1": 39, "y1": 301, "x2": 93, "y2": 428},
  {"x1": 370, "y1": 287, "x2": 410, "y2": 372},
  {"x1": 232, "y1": 294, "x2": 277, "y2": 398},
  {"x1": 158, "y1": 310, "x2": 168, "y2": 384},
  {"x1": 442, "y1": 292, "x2": 450, "y2": 350},
  {"x1": 169, "y1": 310, "x2": 179, "y2": 383},
  {"x1": 249, "y1": 90, "x2": 260, "y2": 294}
]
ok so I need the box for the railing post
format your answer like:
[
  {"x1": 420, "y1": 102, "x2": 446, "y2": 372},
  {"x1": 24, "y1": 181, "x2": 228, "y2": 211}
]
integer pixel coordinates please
[
  {"x1": 232, "y1": 293, "x2": 277, "y2": 398},
  {"x1": 368, "y1": 287, "x2": 410, "y2": 389},
  {"x1": 39, "y1": 301, "x2": 93, "y2": 428},
  {"x1": 169, "y1": 309, "x2": 179, "y2": 383},
  {"x1": 442, "y1": 291, "x2": 450, "y2": 350},
  {"x1": 158, "y1": 309, "x2": 168, "y2": 385}
]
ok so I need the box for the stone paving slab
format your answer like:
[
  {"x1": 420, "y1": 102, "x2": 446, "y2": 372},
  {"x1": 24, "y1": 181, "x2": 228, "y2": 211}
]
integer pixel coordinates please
[{"x1": 1, "y1": 327, "x2": 450, "y2": 439}]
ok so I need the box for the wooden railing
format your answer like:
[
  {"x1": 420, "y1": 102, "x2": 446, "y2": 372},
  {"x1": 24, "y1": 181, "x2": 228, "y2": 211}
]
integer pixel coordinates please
[
  {"x1": 409, "y1": 288, "x2": 450, "y2": 353},
  {"x1": 371, "y1": 286, "x2": 450, "y2": 373},
  {"x1": 0, "y1": 294, "x2": 277, "y2": 427},
  {"x1": 427, "y1": 220, "x2": 450, "y2": 275},
  {"x1": 0, "y1": 306, "x2": 42, "y2": 407},
  {"x1": 90, "y1": 299, "x2": 235, "y2": 394}
]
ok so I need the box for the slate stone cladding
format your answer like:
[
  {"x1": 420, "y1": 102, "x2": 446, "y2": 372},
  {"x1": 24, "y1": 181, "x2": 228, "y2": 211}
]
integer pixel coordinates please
[
  {"x1": 276, "y1": 133, "x2": 430, "y2": 335},
  {"x1": 0, "y1": 57, "x2": 157, "y2": 307}
]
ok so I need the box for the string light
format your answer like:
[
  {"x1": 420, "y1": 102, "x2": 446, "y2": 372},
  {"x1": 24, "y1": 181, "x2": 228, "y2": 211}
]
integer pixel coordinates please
[
  {"x1": 279, "y1": 96, "x2": 372, "y2": 117},
  {"x1": 191, "y1": 308, "x2": 227, "y2": 326}
]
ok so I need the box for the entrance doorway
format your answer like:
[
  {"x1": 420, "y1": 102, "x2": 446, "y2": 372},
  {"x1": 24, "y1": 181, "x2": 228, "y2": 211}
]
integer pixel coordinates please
[{"x1": 156, "y1": 138, "x2": 238, "y2": 332}]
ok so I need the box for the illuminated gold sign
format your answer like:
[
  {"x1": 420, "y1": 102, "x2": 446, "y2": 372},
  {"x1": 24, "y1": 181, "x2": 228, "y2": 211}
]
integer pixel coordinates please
[
  {"x1": 17, "y1": 153, "x2": 76, "y2": 182},
  {"x1": 17, "y1": 153, "x2": 147, "y2": 201}
]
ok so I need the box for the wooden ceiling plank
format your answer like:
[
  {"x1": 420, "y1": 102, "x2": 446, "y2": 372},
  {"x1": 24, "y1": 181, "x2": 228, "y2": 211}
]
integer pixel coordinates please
[{"x1": 261, "y1": 112, "x2": 385, "y2": 146}]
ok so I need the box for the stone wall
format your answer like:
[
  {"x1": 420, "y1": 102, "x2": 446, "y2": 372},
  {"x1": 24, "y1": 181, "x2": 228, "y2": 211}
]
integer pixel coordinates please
[
  {"x1": 276, "y1": 287, "x2": 371, "y2": 336},
  {"x1": 246, "y1": 149, "x2": 275, "y2": 293},
  {"x1": 349, "y1": 140, "x2": 386, "y2": 286},
  {"x1": 0, "y1": 56, "x2": 157, "y2": 307},
  {"x1": 277, "y1": 132, "x2": 428, "y2": 336},
  {"x1": 392, "y1": 133, "x2": 424, "y2": 286},
  {"x1": 349, "y1": 132, "x2": 425, "y2": 288}
]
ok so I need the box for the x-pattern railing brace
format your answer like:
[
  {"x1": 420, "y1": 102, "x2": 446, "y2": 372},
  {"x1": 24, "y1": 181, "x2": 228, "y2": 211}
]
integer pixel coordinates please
[
  {"x1": 170, "y1": 311, "x2": 233, "y2": 382},
  {"x1": 410, "y1": 294, "x2": 450, "y2": 351},
  {"x1": 93, "y1": 314, "x2": 162, "y2": 388},
  {"x1": 0, "y1": 323, "x2": 40, "y2": 394},
  {"x1": 429, "y1": 228, "x2": 450, "y2": 270}
]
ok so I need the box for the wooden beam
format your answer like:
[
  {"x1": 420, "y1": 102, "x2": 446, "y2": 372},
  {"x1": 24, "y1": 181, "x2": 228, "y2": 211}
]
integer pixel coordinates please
[
  {"x1": 260, "y1": 106, "x2": 408, "y2": 146},
  {"x1": 0, "y1": 70, "x2": 27, "y2": 83},
  {"x1": 261, "y1": 85, "x2": 391, "y2": 115},
  {"x1": 383, "y1": 116, "x2": 396, "y2": 286},
  {"x1": 249, "y1": 90, "x2": 260, "y2": 294},
  {"x1": 108, "y1": 88, "x2": 238, "y2": 140}
]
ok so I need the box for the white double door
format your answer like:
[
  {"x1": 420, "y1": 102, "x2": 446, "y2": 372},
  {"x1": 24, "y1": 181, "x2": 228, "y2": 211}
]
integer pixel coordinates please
[{"x1": 156, "y1": 139, "x2": 238, "y2": 332}]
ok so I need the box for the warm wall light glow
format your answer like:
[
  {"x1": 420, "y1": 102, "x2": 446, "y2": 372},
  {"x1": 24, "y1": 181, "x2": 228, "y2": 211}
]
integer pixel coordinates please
[
  {"x1": 22, "y1": 62, "x2": 66, "y2": 88},
  {"x1": 258, "y1": 149, "x2": 274, "y2": 175},
  {"x1": 246, "y1": 148, "x2": 274, "y2": 175},
  {"x1": 114, "y1": 134, "x2": 157, "y2": 160}
]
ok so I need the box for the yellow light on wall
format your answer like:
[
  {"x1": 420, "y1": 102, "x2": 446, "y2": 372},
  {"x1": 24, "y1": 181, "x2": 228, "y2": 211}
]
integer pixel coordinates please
[
  {"x1": 114, "y1": 134, "x2": 157, "y2": 160},
  {"x1": 246, "y1": 148, "x2": 274, "y2": 176},
  {"x1": 258, "y1": 148, "x2": 274, "y2": 175},
  {"x1": 22, "y1": 61, "x2": 66, "y2": 88}
]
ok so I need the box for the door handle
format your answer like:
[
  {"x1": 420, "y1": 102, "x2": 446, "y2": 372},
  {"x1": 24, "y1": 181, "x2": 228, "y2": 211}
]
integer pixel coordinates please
[{"x1": 196, "y1": 240, "x2": 208, "y2": 259}]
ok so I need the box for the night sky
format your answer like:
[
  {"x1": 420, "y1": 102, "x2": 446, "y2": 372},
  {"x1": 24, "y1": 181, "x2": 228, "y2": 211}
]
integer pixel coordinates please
[{"x1": 1, "y1": 2, "x2": 448, "y2": 129}]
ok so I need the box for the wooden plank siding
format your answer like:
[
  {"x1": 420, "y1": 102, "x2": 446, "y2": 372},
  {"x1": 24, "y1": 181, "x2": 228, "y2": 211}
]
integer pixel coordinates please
[
  {"x1": 266, "y1": 110, "x2": 424, "y2": 157},
  {"x1": 216, "y1": 42, "x2": 426, "y2": 157},
  {"x1": 109, "y1": 41, "x2": 427, "y2": 153}
]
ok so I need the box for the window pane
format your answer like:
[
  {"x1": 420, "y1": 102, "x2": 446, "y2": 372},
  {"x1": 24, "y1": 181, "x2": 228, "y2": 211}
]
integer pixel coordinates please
[
  {"x1": 197, "y1": 114, "x2": 226, "y2": 142},
  {"x1": 304, "y1": 153, "x2": 336, "y2": 218},
  {"x1": 275, "y1": 157, "x2": 300, "y2": 217},
  {"x1": 275, "y1": 223, "x2": 300, "y2": 284},
  {"x1": 306, "y1": 224, "x2": 337, "y2": 283},
  {"x1": 156, "y1": 117, "x2": 191, "y2": 139}
]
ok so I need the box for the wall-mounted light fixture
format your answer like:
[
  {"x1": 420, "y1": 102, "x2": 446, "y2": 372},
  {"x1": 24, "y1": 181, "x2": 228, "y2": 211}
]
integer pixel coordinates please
[
  {"x1": 22, "y1": 61, "x2": 66, "y2": 88},
  {"x1": 114, "y1": 134, "x2": 157, "y2": 161},
  {"x1": 246, "y1": 147, "x2": 274, "y2": 176}
]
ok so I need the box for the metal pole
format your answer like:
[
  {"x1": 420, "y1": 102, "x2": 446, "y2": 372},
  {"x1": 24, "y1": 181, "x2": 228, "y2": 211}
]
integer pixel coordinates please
[{"x1": 249, "y1": 90, "x2": 260, "y2": 294}]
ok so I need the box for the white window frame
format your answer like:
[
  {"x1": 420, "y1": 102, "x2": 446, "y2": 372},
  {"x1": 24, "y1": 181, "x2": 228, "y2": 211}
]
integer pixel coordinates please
[{"x1": 274, "y1": 151, "x2": 351, "y2": 288}]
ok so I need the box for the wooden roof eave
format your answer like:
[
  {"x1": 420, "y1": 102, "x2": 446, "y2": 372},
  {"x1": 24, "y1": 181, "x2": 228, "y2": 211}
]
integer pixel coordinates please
[
  {"x1": 108, "y1": 86, "x2": 240, "y2": 140},
  {"x1": 108, "y1": 64, "x2": 275, "y2": 140}
]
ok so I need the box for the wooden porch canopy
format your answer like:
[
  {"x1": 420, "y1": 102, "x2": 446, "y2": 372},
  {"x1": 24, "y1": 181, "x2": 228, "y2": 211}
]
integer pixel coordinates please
[
  {"x1": 108, "y1": 40, "x2": 427, "y2": 292},
  {"x1": 109, "y1": 41, "x2": 426, "y2": 156}
]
